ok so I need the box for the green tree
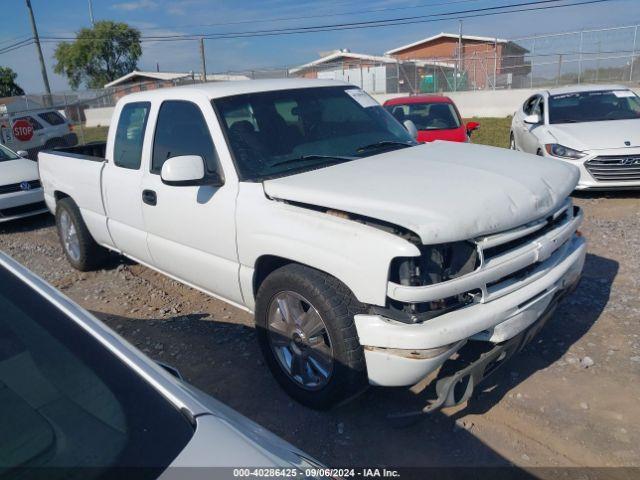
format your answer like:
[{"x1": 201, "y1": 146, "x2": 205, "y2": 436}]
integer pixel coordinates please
[
  {"x1": 0, "y1": 67, "x2": 25, "y2": 97},
  {"x1": 54, "y1": 21, "x2": 142, "y2": 89}
]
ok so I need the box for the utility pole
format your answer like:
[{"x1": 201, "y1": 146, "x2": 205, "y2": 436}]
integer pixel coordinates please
[
  {"x1": 456, "y1": 20, "x2": 462, "y2": 92},
  {"x1": 200, "y1": 38, "x2": 207, "y2": 83},
  {"x1": 25, "y1": 0, "x2": 51, "y2": 99},
  {"x1": 88, "y1": 0, "x2": 95, "y2": 26}
]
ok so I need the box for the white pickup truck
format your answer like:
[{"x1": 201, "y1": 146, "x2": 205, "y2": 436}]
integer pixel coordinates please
[{"x1": 39, "y1": 79, "x2": 586, "y2": 411}]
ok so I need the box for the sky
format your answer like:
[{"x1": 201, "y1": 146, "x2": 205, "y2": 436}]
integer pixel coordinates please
[{"x1": 1, "y1": 0, "x2": 638, "y2": 93}]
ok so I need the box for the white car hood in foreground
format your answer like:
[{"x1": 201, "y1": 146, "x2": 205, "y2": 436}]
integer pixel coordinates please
[
  {"x1": 0, "y1": 159, "x2": 39, "y2": 185},
  {"x1": 263, "y1": 142, "x2": 579, "y2": 244},
  {"x1": 547, "y1": 119, "x2": 640, "y2": 151}
]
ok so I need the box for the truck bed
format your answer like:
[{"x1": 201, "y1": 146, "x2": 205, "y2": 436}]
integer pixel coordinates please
[
  {"x1": 38, "y1": 147, "x2": 108, "y2": 244},
  {"x1": 46, "y1": 141, "x2": 106, "y2": 161}
]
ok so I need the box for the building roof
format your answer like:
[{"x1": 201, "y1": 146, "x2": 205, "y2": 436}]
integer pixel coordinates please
[
  {"x1": 119, "y1": 78, "x2": 351, "y2": 103},
  {"x1": 104, "y1": 70, "x2": 252, "y2": 88},
  {"x1": 104, "y1": 71, "x2": 192, "y2": 88},
  {"x1": 385, "y1": 32, "x2": 511, "y2": 55},
  {"x1": 289, "y1": 51, "x2": 397, "y2": 74}
]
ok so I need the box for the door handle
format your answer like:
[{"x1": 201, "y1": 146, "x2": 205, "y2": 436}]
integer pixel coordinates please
[{"x1": 142, "y1": 189, "x2": 157, "y2": 206}]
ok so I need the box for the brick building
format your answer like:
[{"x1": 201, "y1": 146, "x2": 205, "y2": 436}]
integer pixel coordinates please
[{"x1": 385, "y1": 33, "x2": 530, "y2": 89}]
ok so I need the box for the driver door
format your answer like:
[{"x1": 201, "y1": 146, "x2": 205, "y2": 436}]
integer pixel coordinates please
[{"x1": 140, "y1": 99, "x2": 243, "y2": 306}]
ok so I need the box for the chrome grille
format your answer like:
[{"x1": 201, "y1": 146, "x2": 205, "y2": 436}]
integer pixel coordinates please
[{"x1": 585, "y1": 155, "x2": 640, "y2": 182}]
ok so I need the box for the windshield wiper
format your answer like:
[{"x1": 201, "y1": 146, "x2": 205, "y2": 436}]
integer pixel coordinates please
[
  {"x1": 356, "y1": 140, "x2": 415, "y2": 153},
  {"x1": 270, "y1": 154, "x2": 355, "y2": 167}
]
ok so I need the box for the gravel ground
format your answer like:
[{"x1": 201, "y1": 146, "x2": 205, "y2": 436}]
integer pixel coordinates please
[{"x1": 1, "y1": 192, "x2": 639, "y2": 472}]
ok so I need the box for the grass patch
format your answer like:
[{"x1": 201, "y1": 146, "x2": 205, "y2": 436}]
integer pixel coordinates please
[
  {"x1": 465, "y1": 117, "x2": 512, "y2": 148},
  {"x1": 77, "y1": 126, "x2": 108, "y2": 144},
  {"x1": 77, "y1": 118, "x2": 513, "y2": 149}
]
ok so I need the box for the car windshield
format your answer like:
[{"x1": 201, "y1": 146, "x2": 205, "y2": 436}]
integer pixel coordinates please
[
  {"x1": 549, "y1": 90, "x2": 640, "y2": 124},
  {"x1": 0, "y1": 144, "x2": 20, "y2": 162},
  {"x1": 213, "y1": 86, "x2": 416, "y2": 181},
  {"x1": 0, "y1": 264, "x2": 194, "y2": 477},
  {"x1": 385, "y1": 102, "x2": 461, "y2": 131}
]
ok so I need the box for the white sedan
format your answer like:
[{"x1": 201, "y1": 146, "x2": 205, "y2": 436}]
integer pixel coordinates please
[
  {"x1": 510, "y1": 84, "x2": 640, "y2": 190},
  {"x1": 0, "y1": 143, "x2": 47, "y2": 222}
]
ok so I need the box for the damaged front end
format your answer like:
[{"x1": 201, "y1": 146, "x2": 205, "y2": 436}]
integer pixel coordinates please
[{"x1": 354, "y1": 198, "x2": 586, "y2": 415}]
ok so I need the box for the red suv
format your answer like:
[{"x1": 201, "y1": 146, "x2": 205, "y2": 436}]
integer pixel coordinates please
[{"x1": 383, "y1": 95, "x2": 479, "y2": 143}]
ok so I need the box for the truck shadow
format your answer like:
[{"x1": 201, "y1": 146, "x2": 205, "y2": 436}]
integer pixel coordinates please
[
  {"x1": 90, "y1": 253, "x2": 615, "y2": 471},
  {"x1": 449, "y1": 252, "x2": 617, "y2": 418},
  {"x1": 572, "y1": 190, "x2": 640, "y2": 200}
]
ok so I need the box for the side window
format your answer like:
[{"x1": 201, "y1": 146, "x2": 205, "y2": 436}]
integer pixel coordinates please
[
  {"x1": 152, "y1": 101, "x2": 219, "y2": 175},
  {"x1": 113, "y1": 102, "x2": 150, "y2": 170},
  {"x1": 534, "y1": 97, "x2": 545, "y2": 119},
  {"x1": 38, "y1": 111, "x2": 66, "y2": 126},
  {"x1": 523, "y1": 96, "x2": 538, "y2": 115}
]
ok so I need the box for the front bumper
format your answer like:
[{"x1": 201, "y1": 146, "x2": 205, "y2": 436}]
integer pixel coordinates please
[
  {"x1": 0, "y1": 188, "x2": 47, "y2": 223},
  {"x1": 355, "y1": 234, "x2": 586, "y2": 387}
]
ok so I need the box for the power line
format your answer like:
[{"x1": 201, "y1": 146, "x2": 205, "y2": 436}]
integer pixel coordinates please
[
  {"x1": 38, "y1": 0, "x2": 616, "y2": 43},
  {"x1": 127, "y1": 0, "x2": 486, "y2": 32}
]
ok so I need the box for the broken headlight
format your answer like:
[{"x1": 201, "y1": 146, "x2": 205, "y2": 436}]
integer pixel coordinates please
[
  {"x1": 390, "y1": 241, "x2": 479, "y2": 287},
  {"x1": 385, "y1": 241, "x2": 480, "y2": 322}
]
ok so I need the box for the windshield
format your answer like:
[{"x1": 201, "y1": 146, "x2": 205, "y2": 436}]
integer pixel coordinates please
[
  {"x1": 213, "y1": 86, "x2": 415, "y2": 181},
  {"x1": 384, "y1": 102, "x2": 461, "y2": 130},
  {"x1": 549, "y1": 90, "x2": 640, "y2": 124},
  {"x1": 0, "y1": 144, "x2": 20, "y2": 162},
  {"x1": 0, "y1": 264, "x2": 194, "y2": 476}
]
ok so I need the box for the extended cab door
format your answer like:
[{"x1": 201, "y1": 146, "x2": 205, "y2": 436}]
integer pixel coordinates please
[
  {"x1": 140, "y1": 98, "x2": 243, "y2": 306},
  {"x1": 102, "y1": 101, "x2": 154, "y2": 264}
]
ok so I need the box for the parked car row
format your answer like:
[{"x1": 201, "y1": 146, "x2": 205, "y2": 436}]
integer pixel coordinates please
[
  {"x1": 510, "y1": 84, "x2": 640, "y2": 190},
  {"x1": 0, "y1": 107, "x2": 78, "y2": 159}
]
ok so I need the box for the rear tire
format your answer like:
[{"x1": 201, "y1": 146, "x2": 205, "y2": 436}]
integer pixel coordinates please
[
  {"x1": 255, "y1": 264, "x2": 368, "y2": 409},
  {"x1": 55, "y1": 197, "x2": 108, "y2": 271}
]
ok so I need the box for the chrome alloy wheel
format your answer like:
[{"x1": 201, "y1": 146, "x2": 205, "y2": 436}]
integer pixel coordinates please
[
  {"x1": 267, "y1": 291, "x2": 334, "y2": 390},
  {"x1": 59, "y1": 210, "x2": 80, "y2": 262}
]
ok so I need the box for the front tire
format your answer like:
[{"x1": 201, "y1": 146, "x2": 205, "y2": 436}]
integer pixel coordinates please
[
  {"x1": 255, "y1": 264, "x2": 367, "y2": 409},
  {"x1": 55, "y1": 197, "x2": 108, "y2": 271},
  {"x1": 509, "y1": 132, "x2": 517, "y2": 150}
]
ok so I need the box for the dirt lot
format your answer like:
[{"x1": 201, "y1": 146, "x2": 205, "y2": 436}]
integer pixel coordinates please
[{"x1": 1, "y1": 192, "x2": 639, "y2": 473}]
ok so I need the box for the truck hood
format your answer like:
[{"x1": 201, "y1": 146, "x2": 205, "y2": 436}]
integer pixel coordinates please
[
  {"x1": 0, "y1": 159, "x2": 39, "y2": 186},
  {"x1": 263, "y1": 142, "x2": 579, "y2": 244},
  {"x1": 547, "y1": 119, "x2": 640, "y2": 151}
]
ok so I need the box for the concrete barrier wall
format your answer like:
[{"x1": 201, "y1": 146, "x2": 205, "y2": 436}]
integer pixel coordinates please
[
  {"x1": 85, "y1": 106, "x2": 114, "y2": 128},
  {"x1": 372, "y1": 87, "x2": 640, "y2": 118},
  {"x1": 371, "y1": 89, "x2": 537, "y2": 118}
]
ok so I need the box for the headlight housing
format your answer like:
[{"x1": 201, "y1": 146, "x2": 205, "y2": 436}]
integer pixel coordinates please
[
  {"x1": 544, "y1": 143, "x2": 585, "y2": 160},
  {"x1": 390, "y1": 241, "x2": 478, "y2": 287}
]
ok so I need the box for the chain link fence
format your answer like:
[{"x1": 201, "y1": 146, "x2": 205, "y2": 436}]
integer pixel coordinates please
[{"x1": 1, "y1": 23, "x2": 638, "y2": 150}]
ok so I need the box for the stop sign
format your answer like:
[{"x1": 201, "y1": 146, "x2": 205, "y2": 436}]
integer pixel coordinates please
[{"x1": 13, "y1": 119, "x2": 34, "y2": 142}]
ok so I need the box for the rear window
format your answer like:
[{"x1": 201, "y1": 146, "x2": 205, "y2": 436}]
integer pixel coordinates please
[
  {"x1": 385, "y1": 102, "x2": 461, "y2": 130},
  {"x1": 113, "y1": 102, "x2": 150, "y2": 169},
  {"x1": 38, "y1": 111, "x2": 66, "y2": 126},
  {"x1": 0, "y1": 264, "x2": 194, "y2": 476}
]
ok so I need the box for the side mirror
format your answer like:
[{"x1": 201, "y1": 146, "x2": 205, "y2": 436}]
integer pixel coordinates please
[
  {"x1": 160, "y1": 155, "x2": 223, "y2": 187},
  {"x1": 16, "y1": 150, "x2": 29, "y2": 158},
  {"x1": 403, "y1": 119, "x2": 418, "y2": 140},
  {"x1": 465, "y1": 121, "x2": 480, "y2": 135},
  {"x1": 524, "y1": 114, "x2": 541, "y2": 125}
]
